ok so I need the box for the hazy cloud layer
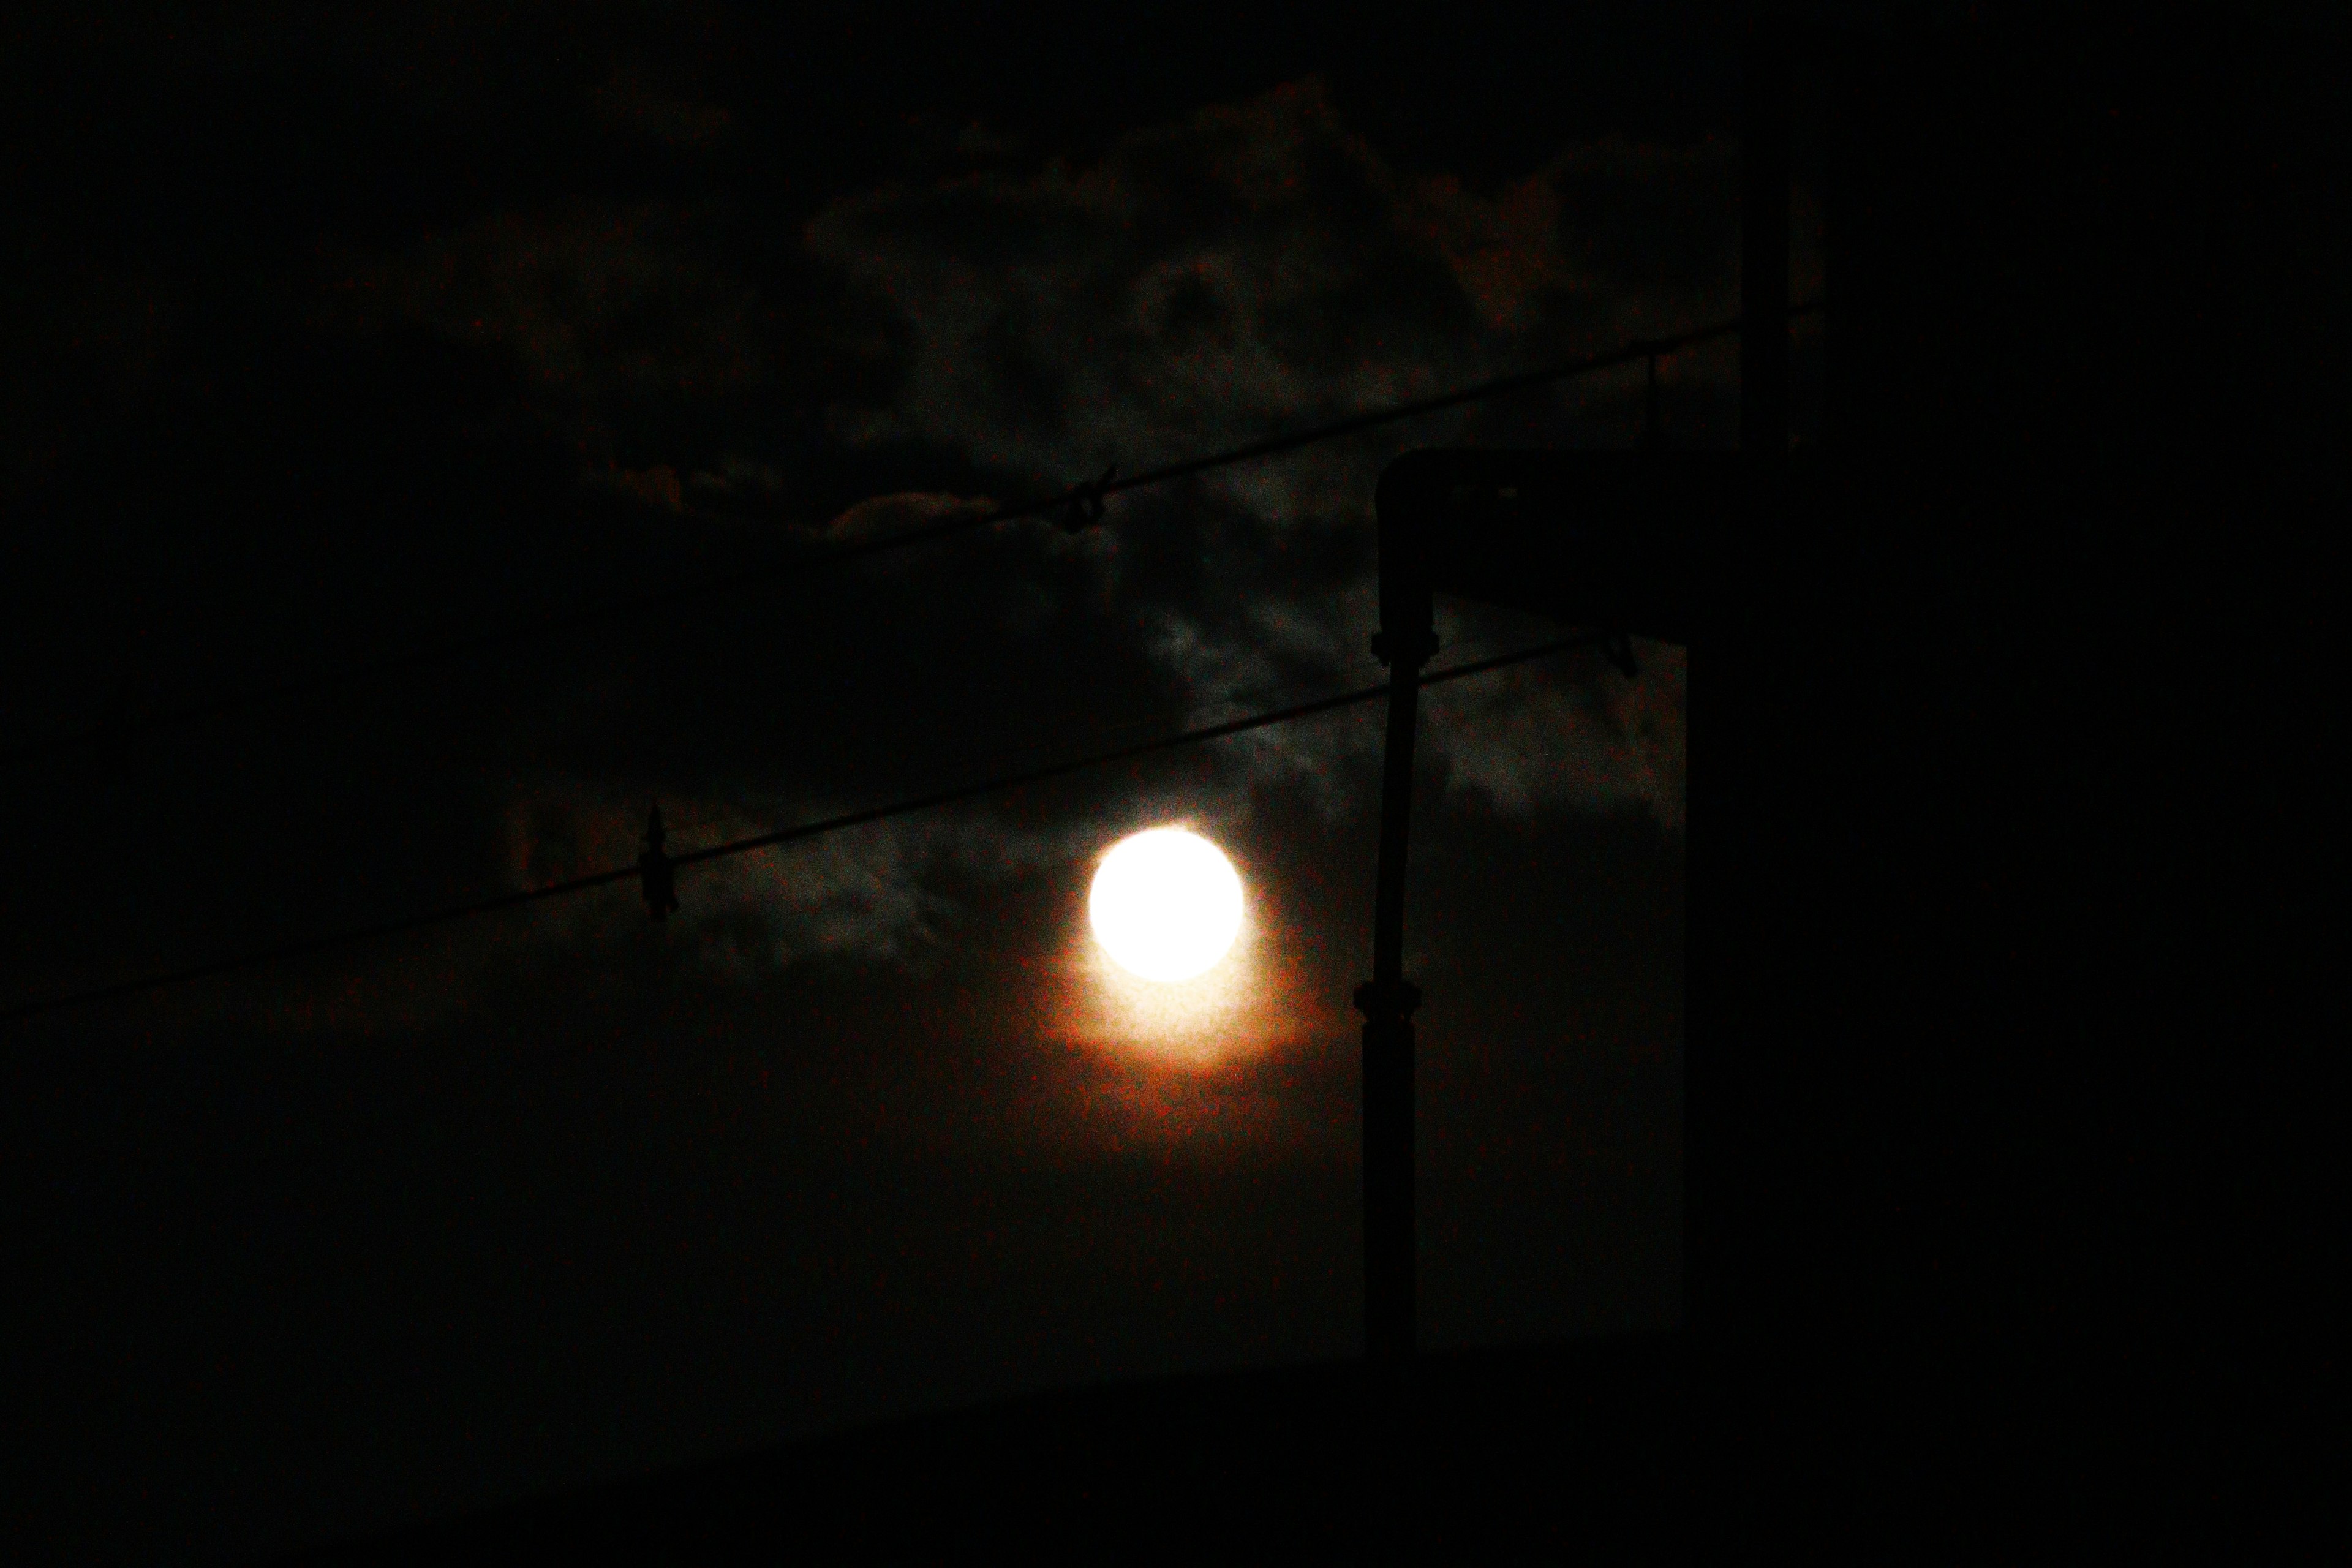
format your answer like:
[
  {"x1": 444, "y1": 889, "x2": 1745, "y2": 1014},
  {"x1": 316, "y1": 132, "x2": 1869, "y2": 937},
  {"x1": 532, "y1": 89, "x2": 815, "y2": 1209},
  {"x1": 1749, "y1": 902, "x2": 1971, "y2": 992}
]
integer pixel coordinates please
[
  {"x1": 803, "y1": 78, "x2": 1739, "y2": 487},
  {"x1": 791, "y1": 78, "x2": 1718, "y2": 862},
  {"x1": 304, "y1": 75, "x2": 1727, "y2": 980},
  {"x1": 9, "y1": 70, "x2": 1723, "y2": 1009}
]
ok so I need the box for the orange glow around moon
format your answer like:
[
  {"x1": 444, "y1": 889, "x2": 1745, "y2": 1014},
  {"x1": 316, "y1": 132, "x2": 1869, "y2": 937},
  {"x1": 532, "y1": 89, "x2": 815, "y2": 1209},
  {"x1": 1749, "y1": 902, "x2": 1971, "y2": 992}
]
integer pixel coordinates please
[
  {"x1": 1088, "y1": 827, "x2": 1245, "y2": 982},
  {"x1": 1040, "y1": 828, "x2": 1346, "y2": 1079}
]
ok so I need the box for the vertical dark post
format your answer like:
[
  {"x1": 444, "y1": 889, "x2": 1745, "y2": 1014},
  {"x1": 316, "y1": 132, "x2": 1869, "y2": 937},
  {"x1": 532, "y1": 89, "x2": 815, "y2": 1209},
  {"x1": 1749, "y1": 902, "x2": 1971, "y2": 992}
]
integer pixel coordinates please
[
  {"x1": 1359, "y1": 509, "x2": 1436, "y2": 1366},
  {"x1": 1699, "y1": 0, "x2": 1795, "y2": 1520}
]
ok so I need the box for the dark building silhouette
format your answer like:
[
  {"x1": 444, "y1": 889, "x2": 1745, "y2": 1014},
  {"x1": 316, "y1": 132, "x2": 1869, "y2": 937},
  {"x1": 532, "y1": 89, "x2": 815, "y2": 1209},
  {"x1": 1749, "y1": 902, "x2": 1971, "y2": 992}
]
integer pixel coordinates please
[{"x1": 1689, "y1": 7, "x2": 2328, "y2": 1545}]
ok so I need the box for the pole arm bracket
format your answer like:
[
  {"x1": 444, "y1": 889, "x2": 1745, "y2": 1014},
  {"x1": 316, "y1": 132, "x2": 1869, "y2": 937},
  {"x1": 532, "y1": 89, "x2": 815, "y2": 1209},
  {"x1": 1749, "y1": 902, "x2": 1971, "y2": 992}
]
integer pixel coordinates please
[{"x1": 1369, "y1": 628, "x2": 1439, "y2": 668}]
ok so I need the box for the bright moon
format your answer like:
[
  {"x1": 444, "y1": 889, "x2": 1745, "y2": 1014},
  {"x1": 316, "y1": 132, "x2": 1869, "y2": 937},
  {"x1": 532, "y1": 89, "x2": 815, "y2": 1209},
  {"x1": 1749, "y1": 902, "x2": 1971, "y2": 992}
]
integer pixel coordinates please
[{"x1": 1089, "y1": 828, "x2": 1245, "y2": 983}]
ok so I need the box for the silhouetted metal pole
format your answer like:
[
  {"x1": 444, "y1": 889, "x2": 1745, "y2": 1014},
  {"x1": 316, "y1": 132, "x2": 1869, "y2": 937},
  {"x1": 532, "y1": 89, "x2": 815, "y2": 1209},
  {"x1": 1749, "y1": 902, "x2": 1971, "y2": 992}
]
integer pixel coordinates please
[
  {"x1": 1743, "y1": 3, "x2": 1792, "y2": 464},
  {"x1": 1696, "y1": 0, "x2": 1795, "y2": 1486},
  {"x1": 1359, "y1": 518, "x2": 1437, "y2": 1365}
]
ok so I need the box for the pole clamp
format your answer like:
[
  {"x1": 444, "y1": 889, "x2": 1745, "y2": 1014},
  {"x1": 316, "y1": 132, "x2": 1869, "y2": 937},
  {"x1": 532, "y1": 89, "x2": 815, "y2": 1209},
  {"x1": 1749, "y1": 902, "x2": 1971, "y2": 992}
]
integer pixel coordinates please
[
  {"x1": 1369, "y1": 630, "x2": 1439, "y2": 669},
  {"x1": 1354, "y1": 978, "x2": 1423, "y2": 1022}
]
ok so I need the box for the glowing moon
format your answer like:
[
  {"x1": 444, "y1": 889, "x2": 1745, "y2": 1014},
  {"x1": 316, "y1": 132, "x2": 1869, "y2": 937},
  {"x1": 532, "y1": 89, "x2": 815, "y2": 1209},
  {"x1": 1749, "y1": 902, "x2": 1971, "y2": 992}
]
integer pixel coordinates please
[{"x1": 1088, "y1": 828, "x2": 1245, "y2": 983}]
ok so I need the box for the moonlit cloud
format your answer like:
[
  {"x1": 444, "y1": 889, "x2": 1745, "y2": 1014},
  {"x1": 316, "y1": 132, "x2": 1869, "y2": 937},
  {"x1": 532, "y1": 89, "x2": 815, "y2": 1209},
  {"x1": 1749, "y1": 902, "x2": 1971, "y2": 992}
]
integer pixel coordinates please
[
  {"x1": 793, "y1": 78, "x2": 1717, "y2": 843},
  {"x1": 282, "y1": 73, "x2": 1719, "y2": 989}
]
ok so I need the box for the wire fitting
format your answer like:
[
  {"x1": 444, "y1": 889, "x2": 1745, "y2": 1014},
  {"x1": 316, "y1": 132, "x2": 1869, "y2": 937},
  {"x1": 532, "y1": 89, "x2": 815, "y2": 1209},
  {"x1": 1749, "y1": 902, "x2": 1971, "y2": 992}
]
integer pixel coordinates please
[
  {"x1": 1056, "y1": 464, "x2": 1117, "y2": 534},
  {"x1": 639, "y1": 802, "x2": 680, "y2": 922}
]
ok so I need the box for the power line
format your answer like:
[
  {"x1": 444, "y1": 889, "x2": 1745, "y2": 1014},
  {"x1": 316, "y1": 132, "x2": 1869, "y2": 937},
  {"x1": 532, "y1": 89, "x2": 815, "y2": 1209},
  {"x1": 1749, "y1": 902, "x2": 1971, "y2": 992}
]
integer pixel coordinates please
[
  {"x1": 1, "y1": 635, "x2": 1607, "y2": 1031},
  {"x1": 11, "y1": 304, "x2": 1814, "y2": 771},
  {"x1": 838, "y1": 624, "x2": 1540, "y2": 795}
]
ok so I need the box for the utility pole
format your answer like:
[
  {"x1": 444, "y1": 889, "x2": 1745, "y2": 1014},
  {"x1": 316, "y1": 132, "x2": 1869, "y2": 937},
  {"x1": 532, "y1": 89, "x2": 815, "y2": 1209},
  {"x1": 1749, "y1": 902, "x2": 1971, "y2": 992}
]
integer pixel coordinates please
[
  {"x1": 1719, "y1": 2, "x2": 1793, "y2": 1306},
  {"x1": 1351, "y1": 0, "x2": 1795, "y2": 1446},
  {"x1": 1691, "y1": 0, "x2": 1795, "y2": 1513},
  {"x1": 1357, "y1": 506, "x2": 1437, "y2": 1370},
  {"x1": 1743, "y1": 4, "x2": 1792, "y2": 468}
]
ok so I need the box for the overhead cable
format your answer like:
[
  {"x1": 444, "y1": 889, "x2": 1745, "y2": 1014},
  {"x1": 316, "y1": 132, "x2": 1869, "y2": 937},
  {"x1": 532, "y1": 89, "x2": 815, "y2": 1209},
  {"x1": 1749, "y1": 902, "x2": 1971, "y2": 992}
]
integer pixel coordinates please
[
  {"x1": 13, "y1": 304, "x2": 1814, "y2": 770},
  {"x1": 1, "y1": 633, "x2": 1613, "y2": 1029}
]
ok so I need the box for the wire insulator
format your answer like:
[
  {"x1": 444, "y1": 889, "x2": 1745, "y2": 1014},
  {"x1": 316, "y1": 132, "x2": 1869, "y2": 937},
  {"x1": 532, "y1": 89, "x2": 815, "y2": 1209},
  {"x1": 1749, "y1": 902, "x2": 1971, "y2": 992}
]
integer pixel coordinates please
[{"x1": 1057, "y1": 464, "x2": 1117, "y2": 533}]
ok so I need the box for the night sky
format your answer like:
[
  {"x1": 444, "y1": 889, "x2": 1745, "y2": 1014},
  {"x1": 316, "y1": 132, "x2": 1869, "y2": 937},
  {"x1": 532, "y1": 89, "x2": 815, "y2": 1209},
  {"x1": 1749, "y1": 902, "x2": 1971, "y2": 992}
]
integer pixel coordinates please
[
  {"x1": 0, "y1": 4, "x2": 1831, "y2": 1558},
  {"x1": 16, "y1": 3, "x2": 2332, "y2": 1561}
]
